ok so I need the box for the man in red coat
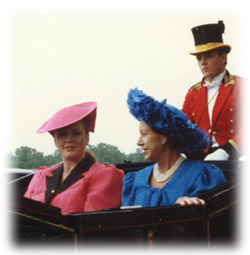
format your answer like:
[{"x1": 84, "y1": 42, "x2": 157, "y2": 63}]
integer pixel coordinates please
[{"x1": 182, "y1": 21, "x2": 243, "y2": 160}]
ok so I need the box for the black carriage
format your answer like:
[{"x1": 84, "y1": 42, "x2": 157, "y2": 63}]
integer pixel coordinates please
[{"x1": 9, "y1": 160, "x2": 242, "y2": 247}]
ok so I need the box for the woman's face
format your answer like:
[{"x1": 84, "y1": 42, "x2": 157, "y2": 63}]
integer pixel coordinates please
[
  {"x1": 137, "y1": 121, "x2": 165, "y2": 162},
  {"x1": 53, "y1": 120, "x2": 89, "y2": 162}
]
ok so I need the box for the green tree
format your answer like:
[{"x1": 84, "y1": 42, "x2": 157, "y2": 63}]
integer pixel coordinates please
[
  {"x1": 14, "y1": 146, "x2": 45, "y2": 169},
  {"x1": 44, "y1": 150, "x2": 62, "y2": 167},
  {"x1": 8, "y1": 146, "x2": 62, "y2": 169},
  {"x1": 87, "y1": 143, "x2": 127, "y2": 164},
  {"x1": 7, "y1": 144, "x2": 145, "y2": 169},
  {"x1": 127, "y1": 148, "x2": 146, "y2": 163}
]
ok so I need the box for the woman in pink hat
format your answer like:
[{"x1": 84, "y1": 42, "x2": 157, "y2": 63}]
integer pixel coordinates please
[{"x1": 24, "y1": 102, "x2": 124, "y2": 214}]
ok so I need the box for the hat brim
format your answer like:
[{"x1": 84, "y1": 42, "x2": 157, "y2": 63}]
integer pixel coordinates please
[
  {"x1": 36, "y1": 102, "x2": 97, "y2": 134},
  {"x1": 189, "y1": 42, "x2": 231, "y2": 55},
  {"x1": 127, "y1": 88, "x2": 210, "y2": 153}
]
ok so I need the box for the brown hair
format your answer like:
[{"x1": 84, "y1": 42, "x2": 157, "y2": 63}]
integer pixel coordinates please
[
  {"x1": 81, "y1": 116, "x2": 91, "y2": 133},
  {"x1": 85, "y1": 150, "x2": 96, "y2": 162},
  {"x1": 151, "y1": 126, "x2": 182, "y2": 153}
]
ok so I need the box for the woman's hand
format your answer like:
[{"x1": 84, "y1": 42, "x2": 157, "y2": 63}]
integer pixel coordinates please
[{"x1": 175, "y1": 196, "x2": 205, "y2": 206}]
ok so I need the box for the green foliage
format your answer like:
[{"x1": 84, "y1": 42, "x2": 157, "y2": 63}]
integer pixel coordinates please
[
  {"x1": 7, "y1": 143, "x2": 145, "y2": 169},
  {"x1": 7, "y1": 146, "x2": 62, "y2": 169},
  {"x1": 44, "y1": 150, "x2": 62, "y2": 167},
  {"x1": 127, "y1": 148, "x2": 146, "y2": 163},
  {"x1": 87, "y1": 143, "x2": 126, "y2": 164},
  {"x1": 87, "y1": 144, "x2": 146, "y2": 164}
]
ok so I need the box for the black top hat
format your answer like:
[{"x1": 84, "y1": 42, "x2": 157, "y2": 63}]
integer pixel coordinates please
[{"x1": 189, "y1": 20, "x2": 231, "y2": 55}]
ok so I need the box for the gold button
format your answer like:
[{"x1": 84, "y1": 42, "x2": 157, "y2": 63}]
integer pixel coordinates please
[
  {"x1": 230, "y1": 119, "x2": 234, "y2": 123},
  {"x1": 229, "y1": 108, "x2": 233, "y2": 112},
  {"x1": 230, "y1": 130, "x2": 234, "y2": 133},
  {"x1": 192, "y1": 113, "x2": 195, "y2": 116},
  {"x1": 212, "y1": 131, "x2": 217, "y2": 136},
  {"x1": 208, "y1": 129, "x2": 212, "y2": 133},
  {"x1": 51, "y1": 189, "x2": 55, "y2": 193}
]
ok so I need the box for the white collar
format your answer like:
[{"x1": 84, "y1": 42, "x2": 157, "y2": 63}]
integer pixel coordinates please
[{"x1": 204, "y1": 70, "x2": 226, "y2": 88}]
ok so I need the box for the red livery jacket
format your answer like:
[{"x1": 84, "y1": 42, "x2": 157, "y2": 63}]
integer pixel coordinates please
[
  {"x1": 182, "y1": 71, "x2": 243, "y2": 155},
  {"x1": 24, "y1": 162, "x2": 124, "y2": 214}
]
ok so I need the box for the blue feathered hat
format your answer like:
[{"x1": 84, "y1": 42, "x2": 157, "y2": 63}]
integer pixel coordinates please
[{"x1": 127, "y1": 88, "x2": 209, "y2": 153}]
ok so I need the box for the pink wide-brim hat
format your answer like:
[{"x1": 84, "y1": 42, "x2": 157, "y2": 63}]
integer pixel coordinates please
[{"x1": 36, "y1": 102, "x2": 97, "y2": 134}]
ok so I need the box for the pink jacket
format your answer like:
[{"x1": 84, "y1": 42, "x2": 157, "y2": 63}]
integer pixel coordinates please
[{"x1": 24, "y1": 162, "x2": 124, "y2": 214}]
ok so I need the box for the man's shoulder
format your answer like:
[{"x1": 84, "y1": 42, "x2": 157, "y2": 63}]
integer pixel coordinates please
[
  {"x1": 223, "y1": 71, "x2": 244, "y2": 87},
  {"x1": 188, "y1": 82, "x2": 202, "y2": 91},
  {"x1": 231, "y1": 75, "x2": 244, "y2": 83}
]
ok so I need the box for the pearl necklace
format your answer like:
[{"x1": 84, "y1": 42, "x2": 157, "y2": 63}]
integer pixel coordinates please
[{"x1": 153, "y1": 156, "x2": 185, "y2": 183}]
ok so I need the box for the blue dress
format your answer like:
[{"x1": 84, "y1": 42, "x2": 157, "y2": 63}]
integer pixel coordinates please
[{"x1": 122, "y1": 159, "x2": 226, "y2": 207}]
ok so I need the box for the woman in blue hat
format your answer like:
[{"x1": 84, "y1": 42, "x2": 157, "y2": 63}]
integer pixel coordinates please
[{"x1": 122, "y1": 88, "x2": 226, "y2": 207}]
